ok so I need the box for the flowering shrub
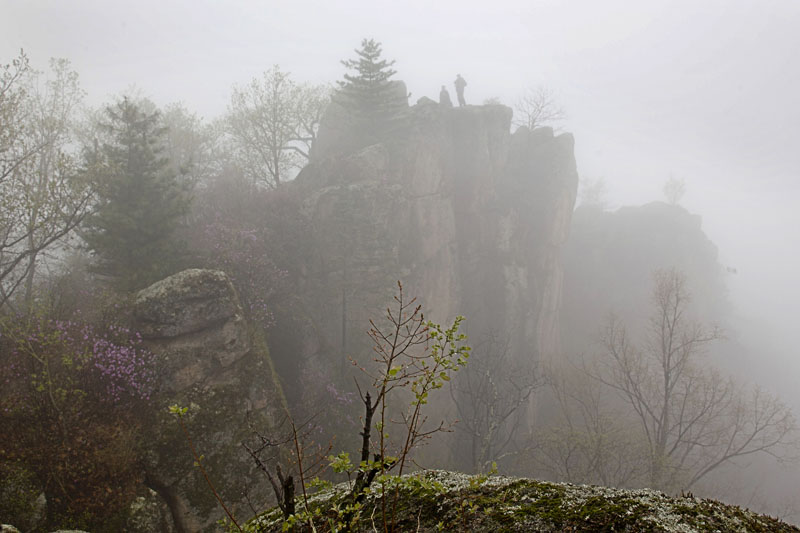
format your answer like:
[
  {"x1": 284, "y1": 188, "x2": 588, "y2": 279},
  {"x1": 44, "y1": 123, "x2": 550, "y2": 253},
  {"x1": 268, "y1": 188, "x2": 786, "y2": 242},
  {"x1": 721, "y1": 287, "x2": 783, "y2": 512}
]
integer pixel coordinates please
[
  {"x1": 0, "y1": 311, "x2": 156, "y2": 530},
  {"x1": 4, "y1": 317, "x2": 156, "y2": 405}
]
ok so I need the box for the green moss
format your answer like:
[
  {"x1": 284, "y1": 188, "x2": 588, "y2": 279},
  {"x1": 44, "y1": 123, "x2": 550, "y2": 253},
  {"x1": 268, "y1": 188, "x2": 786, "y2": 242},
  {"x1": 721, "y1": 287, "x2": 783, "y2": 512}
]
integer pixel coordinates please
[
  {"x1": 244, "y1": 471, "x2": 800, "y2": 533},
  {"x1": 0, "y1": 463, "x2": 42, "y2": 530}
]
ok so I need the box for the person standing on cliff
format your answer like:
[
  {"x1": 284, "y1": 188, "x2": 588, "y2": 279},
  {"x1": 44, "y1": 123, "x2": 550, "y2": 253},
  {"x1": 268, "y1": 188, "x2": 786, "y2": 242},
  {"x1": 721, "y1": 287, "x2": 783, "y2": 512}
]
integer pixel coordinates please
[
  {"x1": 439, "y1": 85, "x2": 453, "y2": 107},
  {"x1": 454, "y1": 74, "x2": 467, "y2": 106}
]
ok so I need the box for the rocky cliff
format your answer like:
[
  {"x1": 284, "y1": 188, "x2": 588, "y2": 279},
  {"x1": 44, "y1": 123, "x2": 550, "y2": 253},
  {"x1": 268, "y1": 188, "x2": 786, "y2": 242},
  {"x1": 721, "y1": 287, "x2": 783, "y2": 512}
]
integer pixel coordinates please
[{"x1": 292, "y1": 95, "x2": 578, "y2": 376}]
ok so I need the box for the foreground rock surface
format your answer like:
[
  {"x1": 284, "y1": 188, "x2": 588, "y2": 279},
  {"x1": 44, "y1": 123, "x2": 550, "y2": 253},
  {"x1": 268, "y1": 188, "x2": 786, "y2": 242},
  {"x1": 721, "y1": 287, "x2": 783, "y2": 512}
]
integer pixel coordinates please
[{"x1": 247, "y1": 470, "x2": 799, "y2": 532}]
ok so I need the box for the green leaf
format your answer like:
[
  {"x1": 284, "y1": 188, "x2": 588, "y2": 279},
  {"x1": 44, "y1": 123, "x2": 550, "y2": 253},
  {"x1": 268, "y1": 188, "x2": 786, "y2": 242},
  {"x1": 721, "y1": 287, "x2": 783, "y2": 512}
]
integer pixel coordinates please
[{"x1": 168, "y1": 404, "x2": 188, "y2": 416}]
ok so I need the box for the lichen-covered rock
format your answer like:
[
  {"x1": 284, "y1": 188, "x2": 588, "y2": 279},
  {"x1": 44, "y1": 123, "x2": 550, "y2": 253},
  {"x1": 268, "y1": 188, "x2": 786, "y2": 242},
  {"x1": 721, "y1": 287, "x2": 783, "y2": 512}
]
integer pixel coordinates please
[
  {"x1": 126, "y1": 488, "x2": 175, "y2": 533},
  {"x1": 134, "y1": 269, "x2": 250, "y2": 393},
  {"x1": 246, "y1": 470, "x2": 800, "y2": 532},
  {"x1": 134, "y1": 269, "x2": 286, "y2": 533},
  {"x1": 134, "y1": 269, "x2": 241, "y2": 339}
]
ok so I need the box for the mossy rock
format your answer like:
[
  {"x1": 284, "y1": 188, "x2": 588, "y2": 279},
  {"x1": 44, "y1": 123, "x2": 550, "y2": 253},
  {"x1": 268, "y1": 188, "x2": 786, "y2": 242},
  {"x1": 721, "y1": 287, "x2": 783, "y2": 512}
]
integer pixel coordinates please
[
  {"x1": 245, "y1": 470, "x2": 799, "y2": 532},
  {"x1": 0, "y1": 463, "x2": 44, "y2": 531}
]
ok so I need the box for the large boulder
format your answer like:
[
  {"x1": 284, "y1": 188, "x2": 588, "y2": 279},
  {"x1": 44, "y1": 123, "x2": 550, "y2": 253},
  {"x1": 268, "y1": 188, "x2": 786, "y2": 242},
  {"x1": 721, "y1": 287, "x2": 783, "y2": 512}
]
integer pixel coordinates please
[
  {"x1": 134, "y1": 269, "x2": 241, "y2": 338},
  {"x1": 134, "y1": 269, "x2": 250, "y2": 392},
  {"x1": 133, "y1": 269, "x2": 285, "y2": 533}
]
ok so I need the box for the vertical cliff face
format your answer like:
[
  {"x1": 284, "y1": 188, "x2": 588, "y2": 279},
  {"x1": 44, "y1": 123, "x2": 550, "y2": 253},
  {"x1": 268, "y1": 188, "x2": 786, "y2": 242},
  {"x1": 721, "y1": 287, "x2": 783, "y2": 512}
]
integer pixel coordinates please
[{"x1": 293, "y1": 95, "x2": 578, "y2": 371}]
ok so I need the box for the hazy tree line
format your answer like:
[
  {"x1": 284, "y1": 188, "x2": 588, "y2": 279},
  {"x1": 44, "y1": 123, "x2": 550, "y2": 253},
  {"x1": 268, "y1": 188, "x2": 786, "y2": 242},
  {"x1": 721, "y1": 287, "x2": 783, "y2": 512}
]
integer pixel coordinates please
[
  {"x1": 0, "y1": 47, "x2": 331, "y2": 529},
  {"x1": 0, "y1": 52, "x2": 330, "y2": 301},
  {"x1": 1, "y1": 41, "x2": 797, "y2": 530},
  {"x1": 529, "y1": 270, "x2": 796, "y2": 493}
]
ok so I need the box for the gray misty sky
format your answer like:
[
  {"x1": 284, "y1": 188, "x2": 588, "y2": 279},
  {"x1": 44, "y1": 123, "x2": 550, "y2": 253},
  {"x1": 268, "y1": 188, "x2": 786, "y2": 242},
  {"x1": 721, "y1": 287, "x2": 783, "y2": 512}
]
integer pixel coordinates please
[{"x1": 3, "y1": 0, "x2": 799, "y2": 373}]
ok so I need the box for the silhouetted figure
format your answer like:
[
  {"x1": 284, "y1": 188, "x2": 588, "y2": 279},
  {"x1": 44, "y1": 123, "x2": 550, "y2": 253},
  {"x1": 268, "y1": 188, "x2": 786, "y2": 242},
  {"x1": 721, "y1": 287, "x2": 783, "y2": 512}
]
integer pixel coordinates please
[
  {"x1": 454, "y1": 74, "x2": 467, "y2": 106},
  {"x1": 439, "y1": 85, "x2": 453, "y2": 107}
]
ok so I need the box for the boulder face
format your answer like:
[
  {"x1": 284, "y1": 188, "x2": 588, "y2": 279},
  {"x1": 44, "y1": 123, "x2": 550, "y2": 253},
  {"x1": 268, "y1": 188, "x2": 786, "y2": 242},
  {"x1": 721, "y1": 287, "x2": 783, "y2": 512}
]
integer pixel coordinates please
[
  {"x1": 134, "y1": 269, "x2": 241, "y2": 339},
  {"x1": 294, "y1": 97, "x2": 578, "y2": 373},
  {"x1": 134, "y1": 269, "x2": 250, "y2": 393},
  {"x1": 133, "y1": 269, "x2": 285, "y2": 533}
]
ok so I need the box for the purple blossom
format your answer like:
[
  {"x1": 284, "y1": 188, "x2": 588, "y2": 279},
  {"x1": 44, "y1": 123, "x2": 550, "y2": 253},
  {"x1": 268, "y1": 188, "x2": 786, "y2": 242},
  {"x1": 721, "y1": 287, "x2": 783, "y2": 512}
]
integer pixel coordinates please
[{"x1": 4, "y1": 317, "x2": 156, "y2": 406}]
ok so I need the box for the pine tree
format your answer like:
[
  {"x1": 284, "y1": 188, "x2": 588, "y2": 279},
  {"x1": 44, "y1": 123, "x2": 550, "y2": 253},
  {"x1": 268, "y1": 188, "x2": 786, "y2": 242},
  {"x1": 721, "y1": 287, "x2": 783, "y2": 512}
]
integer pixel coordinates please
[
  {"x1": 83, "y1": 98, "x2": 190, "y2": 292},
  {"x1": 338, "y1": 38, "x2": 405, "y2": 138}
]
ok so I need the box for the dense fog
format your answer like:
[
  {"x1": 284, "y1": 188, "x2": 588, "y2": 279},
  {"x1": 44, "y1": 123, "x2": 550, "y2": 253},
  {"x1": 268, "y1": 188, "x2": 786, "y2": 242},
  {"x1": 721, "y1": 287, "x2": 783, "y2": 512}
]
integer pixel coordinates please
[{"x1": 2, "y1": 1, "x2": 799, "y2": 531}]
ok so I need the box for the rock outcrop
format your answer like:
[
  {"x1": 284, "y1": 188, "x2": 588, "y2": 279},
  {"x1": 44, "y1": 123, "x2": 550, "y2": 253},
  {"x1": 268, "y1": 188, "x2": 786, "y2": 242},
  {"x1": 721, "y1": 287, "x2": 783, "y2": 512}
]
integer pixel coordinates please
[
  {"x1": 293, "y1": 96, "x2": 578, "y2": 377},
  {"x1": 246, "y1": 470, "x2": 800, "y2": 532},
  {"x1": 561, "y1": 202, "x2": 727, "y2": 356},
  {"x1": 133, "y1": 269, "x2": 285, "y2": 533},
  {"x1": 135, "y1": 269, "x2": 251, "y2": 393}
]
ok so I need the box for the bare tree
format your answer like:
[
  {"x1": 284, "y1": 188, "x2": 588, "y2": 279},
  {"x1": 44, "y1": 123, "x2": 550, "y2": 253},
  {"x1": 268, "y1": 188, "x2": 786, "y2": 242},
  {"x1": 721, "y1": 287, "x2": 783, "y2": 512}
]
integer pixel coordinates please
[
  {"x1": 1, "y1": 50, "x2": 34, "y2": 184},
  {"x1": 513, "y1": 85, "x2": 566, "y2": 131},
  {"x1": 0, "y1": 55, "x2": 93, "y2": 309},
  {"x1": 663, "y1": 176, "x2": 686, "y2": 205},
  {"x1": 241, "y1": 412, "x2": 331, "y2": 522},
  {"x1": 530, "y1": 365, "x2": 648, "y2": 488},
  {"x1": 226, "y1": 66, "x2": 329, "y2": 188},
  {"x1": 291, "y1": 82, "x2": 329, "y2": 160},
  {"x1": 589, "y1": 269, "x2": 797, "y2": 491},
  {"x1": 450, "y1": 331, "x2": 544, "y2": 472},
  {"x1": 578, "y1": 177, "x2": 609, "y2": 210}
]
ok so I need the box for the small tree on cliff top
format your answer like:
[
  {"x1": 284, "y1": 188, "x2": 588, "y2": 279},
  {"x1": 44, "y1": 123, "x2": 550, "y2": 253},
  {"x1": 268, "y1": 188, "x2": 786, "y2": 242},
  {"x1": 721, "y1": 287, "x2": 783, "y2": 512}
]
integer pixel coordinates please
[
  {"x1": 513, "y1": 85, "x2": 565, "y2": 131},
  {"x1": 338, "y1": 38, "x2": 405, "y2": 138}
]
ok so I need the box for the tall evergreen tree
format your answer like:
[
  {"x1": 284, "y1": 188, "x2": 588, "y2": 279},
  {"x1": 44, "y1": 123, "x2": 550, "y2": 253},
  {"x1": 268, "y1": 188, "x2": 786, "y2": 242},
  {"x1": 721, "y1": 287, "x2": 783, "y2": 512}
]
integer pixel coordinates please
[
  {"x1": 338, "y1": 39, "x2": 405, "y2": 138},
  {"x1": 83, "y1": 98, "x2": 190, "y2": 292}
]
